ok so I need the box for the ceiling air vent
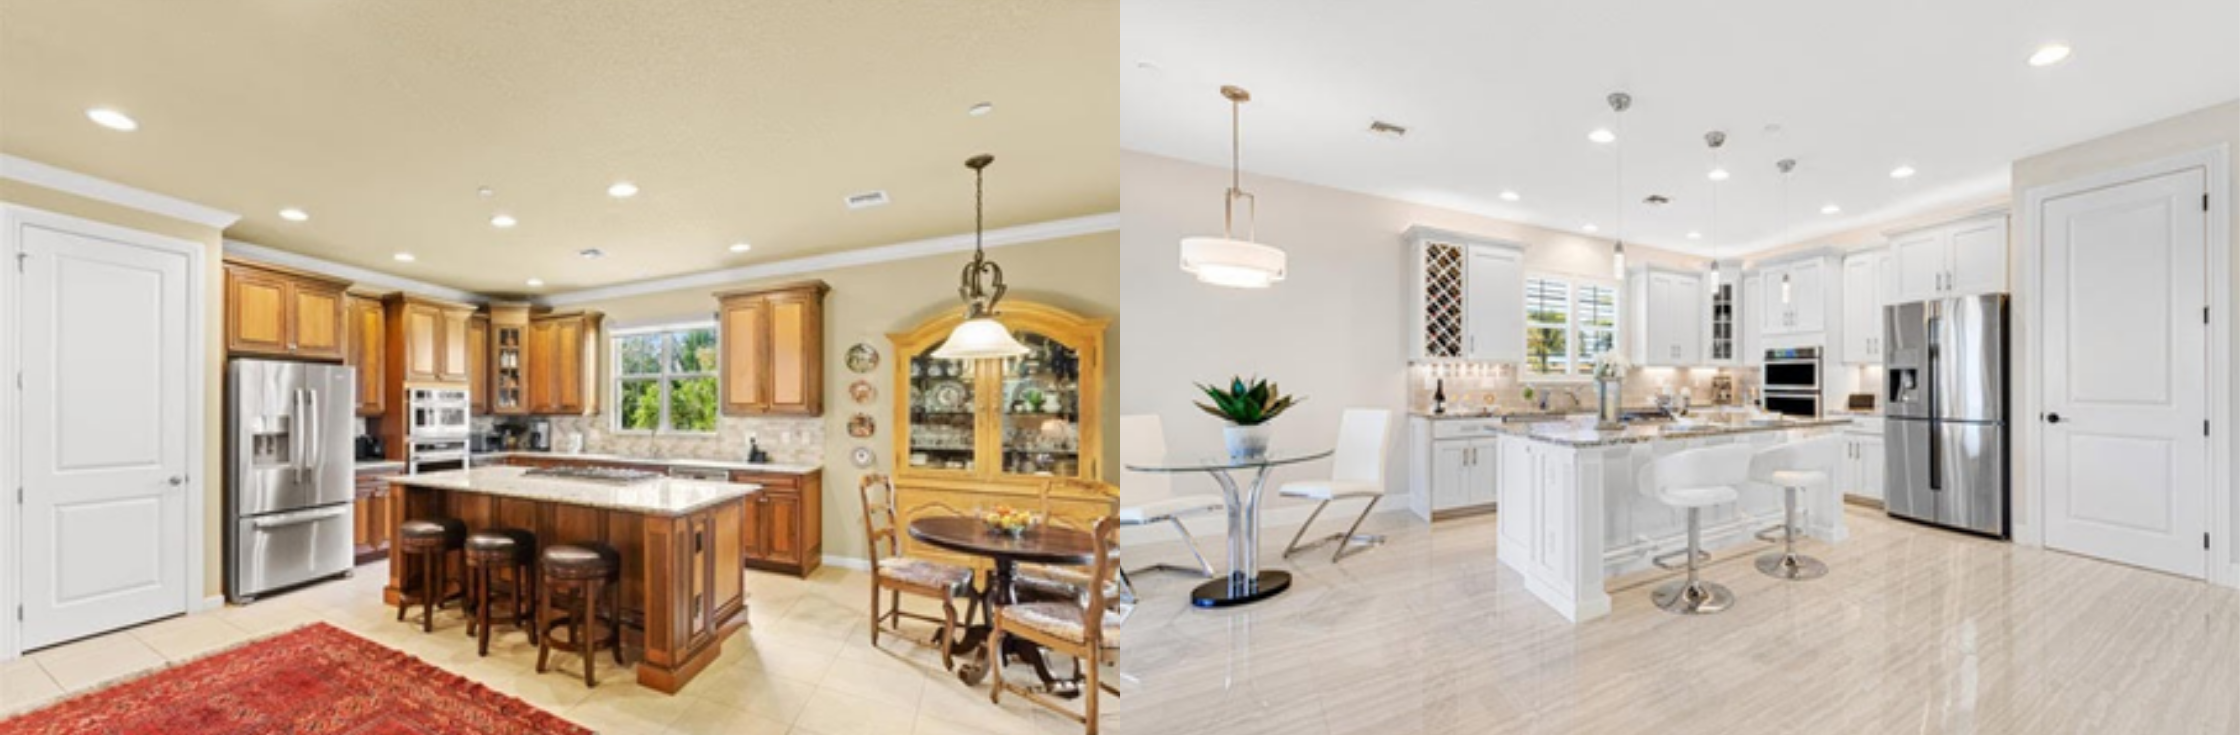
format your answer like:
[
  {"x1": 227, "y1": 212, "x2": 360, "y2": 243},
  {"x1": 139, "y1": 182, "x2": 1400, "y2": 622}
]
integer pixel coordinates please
[
  {"x1": 844, "y1": 190, "x2": 891, "y2": 210},
  {"x1": 1367, "y1": 120, "x2": 1409, "y2": 139}
]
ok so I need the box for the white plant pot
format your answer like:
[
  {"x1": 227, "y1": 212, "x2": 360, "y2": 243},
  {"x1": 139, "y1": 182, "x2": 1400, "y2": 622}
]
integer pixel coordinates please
[{"x1": 1224, "y1": 424, "x2": 1273, "y2": 461}]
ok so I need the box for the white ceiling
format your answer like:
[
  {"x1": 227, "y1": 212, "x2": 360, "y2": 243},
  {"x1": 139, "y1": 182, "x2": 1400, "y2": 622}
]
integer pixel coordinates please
[{"x1": 1120, "y1": 0, "x2": 2240, "y2": 257}]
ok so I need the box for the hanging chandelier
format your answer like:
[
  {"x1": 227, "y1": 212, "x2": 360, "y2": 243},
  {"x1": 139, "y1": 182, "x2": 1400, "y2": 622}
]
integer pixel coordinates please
[
  {"x1": 932, "y1": 154, "x2": 1030, "y2": 361},
  {"x1": 1180, "y1": 85, "x2": 1287, "y2": 288}
]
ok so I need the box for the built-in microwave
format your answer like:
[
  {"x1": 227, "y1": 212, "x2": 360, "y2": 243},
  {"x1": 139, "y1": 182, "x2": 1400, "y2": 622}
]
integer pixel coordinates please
[
  {"x1": 1762, "y1": 346, "x2": 1822, "y2": 393},
  {"x1": 407, "y1": 387, "x2": 472, "y2": 438}
]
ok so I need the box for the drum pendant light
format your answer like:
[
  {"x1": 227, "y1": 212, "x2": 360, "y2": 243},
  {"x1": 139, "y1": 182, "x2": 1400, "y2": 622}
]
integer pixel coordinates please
[
  {"x1": 1180, "y1": 85, "x2": 1287, "y2": 288},
  {"x1": 932, "y1": 155, "x2": 1031, "y2": 361}
]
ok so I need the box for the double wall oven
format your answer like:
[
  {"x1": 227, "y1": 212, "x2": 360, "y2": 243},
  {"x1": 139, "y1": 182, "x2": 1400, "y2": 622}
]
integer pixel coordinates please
[
  {"x1": 1760, "y1": 346, "x2": 1822, "y2": 417},
  {"x1": 406, "y1": 387, "x2": 472, "y2": 473}
]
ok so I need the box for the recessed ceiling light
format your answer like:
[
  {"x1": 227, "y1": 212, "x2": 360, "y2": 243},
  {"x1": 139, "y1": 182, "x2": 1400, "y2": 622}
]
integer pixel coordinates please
[
  {"x1": 393, "y1": 253, "x2": 416, "y2": 262},
  {"x1": 1821, "y1": 204, "x2": 1842, "y2": 215},
  {"x1": 1582, "y1": 223, "x2": 1599, "y2": 233},
  {"x1": 1687, "y1": 231, "x2": 1703, "y2": 240},
  {"x1": 490, "y1": 214, "x2": 518, "y2": 228},
  {"x1": 477, "y1": 186, "x2": 495, "y2": 198},
  {"x1": 1587, "y1": 128, "x2": 1616, "y2": 144},
  {"x1": 278, "y1": 208, "x2": 309, "y2": 222},
  {"x1": 578, "y1": 248, "x2": 605, "y2": 259},
  {"x1": 525, "y1": 278, "x2": 544, "y2": 287},
  {"x1": 1707, "y1": 168, "x2": 1730, "y2": 182},
  {"x1": 728, "y1": 242, "x2": 752, "y2": 253},
  {"x1": 2029, "y1": 43, "x2": 2073, "y2": 67},
  {"x1": 85, "y1": 107, "x2": 138, "y2": 131},
  {"x1": 1890, "y1": 165, "x2": 1917, "y2": 179},
  {"x1": 1499, "y1": 190, "x2": 1521, "y2": 202},
  {"x1": 607, "y1": 181, "x2": 638, "y2": 198},
  {"x1": 968, "y1": 102, "x2": 994, "y2": 117}
]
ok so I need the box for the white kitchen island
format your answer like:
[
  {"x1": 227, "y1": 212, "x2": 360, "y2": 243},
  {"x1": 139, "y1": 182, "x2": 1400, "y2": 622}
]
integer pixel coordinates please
[{"x1": 1493, "y1": 415, "x2": 1852, "y2": 622}]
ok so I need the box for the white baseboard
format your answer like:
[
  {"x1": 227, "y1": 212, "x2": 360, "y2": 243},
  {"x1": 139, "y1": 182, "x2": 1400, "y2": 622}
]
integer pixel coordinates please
[
  {"x1": 196, "y1": 595, "x2": 227, "y2": 613},
  {"x1": 821, "y1": 555, "x2": 872, "y2": 571}
]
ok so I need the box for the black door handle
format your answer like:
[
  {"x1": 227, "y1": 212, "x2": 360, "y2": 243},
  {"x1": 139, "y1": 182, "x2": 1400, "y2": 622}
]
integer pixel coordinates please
[{"x1": 2046, "y1": 413, "x2": 2063, "y2": 424}]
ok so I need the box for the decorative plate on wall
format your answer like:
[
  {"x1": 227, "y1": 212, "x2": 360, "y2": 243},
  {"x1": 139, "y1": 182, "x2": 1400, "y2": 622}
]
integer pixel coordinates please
[
  {"x1": 847, "y1": 412, "x2": 877, "y2": 438},
  {"x1": 845, "y1": 343, "x2": 880, "y2": 374},
  {"x1": 851, "y1": 446, "x2": 877, "y2": 469},
  {"x1": 849, "y1": 379, "x2": 877, "y2": 404}
]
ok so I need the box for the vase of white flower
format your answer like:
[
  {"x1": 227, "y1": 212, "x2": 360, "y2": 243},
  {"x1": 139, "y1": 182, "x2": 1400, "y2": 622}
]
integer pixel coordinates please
[{"x1": 1592, "y1": 353, "x2": 1630, "y2": 429}]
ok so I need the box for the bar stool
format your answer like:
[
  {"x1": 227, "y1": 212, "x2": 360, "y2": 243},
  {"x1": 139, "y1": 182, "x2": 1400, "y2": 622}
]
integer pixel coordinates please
[
  {"x1": 464, "y1": 528, "x2": 539, "y2": 656},
  {"x1": 1637, "y1": 443, "x2": 1757, "y2": 615},
  {"x1": 536, "y1": 542, "x2": 625, "y2": 688},
  {"x1": 396, "y1": 517, "x2": 466, "y2": 632},
  {"x1": 1749, "y1": 435, "x2": 1844, "y2": 581}
]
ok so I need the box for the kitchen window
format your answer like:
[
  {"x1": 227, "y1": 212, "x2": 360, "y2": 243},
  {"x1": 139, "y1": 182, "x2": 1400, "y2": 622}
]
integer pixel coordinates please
[
  {"x1": 1524, "y1": 274, "x2": 1620, "y2": 380},
  {"x1": 612, "y1": 323, "x2": 719, "y2": 434}
]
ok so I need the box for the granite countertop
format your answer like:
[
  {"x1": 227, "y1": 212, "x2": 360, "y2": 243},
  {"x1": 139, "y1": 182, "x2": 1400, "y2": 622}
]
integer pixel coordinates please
[
  {"x1": 469, "y1": 450, "x2": 822, "y2": 476},
  {"x1": 391, "y1": 466, "x2": 761, "y2": 516},
  {"x1": 354, "y1": 460, "x2": 406, "y2": 473},
  {"x1": 1410, "y1": 404, "x2": 1750, "y2": 420},
  {"x1": 1491, "y1": 415, "x2": 1855, "y2": 448}
]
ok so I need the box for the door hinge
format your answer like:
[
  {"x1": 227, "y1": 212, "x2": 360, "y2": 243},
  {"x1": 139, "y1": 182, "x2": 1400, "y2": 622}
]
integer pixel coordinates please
[
  {"x1": 2207, "y1": 194, "x2": 2214, "y2": 212},
  {"x1": 13, "y1": 251, "x2": 24, "y2": 272},
  {"x1": 2205, "y1": 420, "x2": 2211, "y2": 437},
  {"x1": 2207, "y1": 533, "x2": 2213, "y2": 550}
]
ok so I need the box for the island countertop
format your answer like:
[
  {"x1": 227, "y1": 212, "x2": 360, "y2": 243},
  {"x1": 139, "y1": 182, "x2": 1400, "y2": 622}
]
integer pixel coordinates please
[
  {"x1": 1492, "y1": 415, "x2": 1854, "y2": 448},
  {"x1": 390, "y1": 466, "x2": 761, "y2": 516}
]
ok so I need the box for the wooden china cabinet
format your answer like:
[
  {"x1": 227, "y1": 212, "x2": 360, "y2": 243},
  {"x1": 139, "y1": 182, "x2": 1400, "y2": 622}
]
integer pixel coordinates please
[{"x1": 886, "y1": 301, "x2": 1113, "y2": 566}]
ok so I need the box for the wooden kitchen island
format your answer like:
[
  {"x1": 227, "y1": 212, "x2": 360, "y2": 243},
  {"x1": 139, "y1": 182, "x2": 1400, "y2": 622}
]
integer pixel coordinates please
[{"x1": 383, "y1": 466, "x2": 755, "y2": 693}]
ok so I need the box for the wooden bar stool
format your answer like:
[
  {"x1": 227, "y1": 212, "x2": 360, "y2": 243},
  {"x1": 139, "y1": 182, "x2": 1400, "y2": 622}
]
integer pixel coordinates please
[
  {"x1": 464, "y1": 528, "x2": 539, "y2": 656},
  {"x1": 535, "y1": 542, "x2": 625, "y2": 687},
  {"x1": 395, "y1": 518, "x2": 466, "y2": 633}
]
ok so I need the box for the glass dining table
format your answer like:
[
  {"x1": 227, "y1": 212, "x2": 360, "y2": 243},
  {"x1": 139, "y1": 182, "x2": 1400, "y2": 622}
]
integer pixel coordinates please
[{"x1": 1127, "y1": 448, "x2": 1332, "y2": 608}]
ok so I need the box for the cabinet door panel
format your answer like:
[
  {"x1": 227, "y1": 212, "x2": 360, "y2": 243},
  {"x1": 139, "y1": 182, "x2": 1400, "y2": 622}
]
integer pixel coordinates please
[
  {"x1": 769, "y1": 298, "x2": 815, "y2": 413},
  {"x1": 1788, "y1": 260, "x2": 1826, "y2": 333},
  {"x1": 1890, "y1": 232, "x2": 1946, "y2": 302},
  {"x1": 765, "y1": 493, "x2": 802, "y2": 563},
  {"x1": 555, "y1": 319, "x2": 584, "y2": 413},
  {"x1": 227, "y1": 268, "x2": 292, "y2": 355},
  {"x1": 468, "y1": 317, "x2": 489, "y2": 413},
  {"x1": 439, "y1": 311, "x2": 471, "y2": 382},
  {"x1": 1432, "y1": 443, "x2": 1470, "y2": 512},
  {"x1": 1741, "y1": 274, "x2": 1763, "y2": 367},
  {"x1": 1842, "y1": 255, "x2": 1878, "y2": 363},
  {"x1": 1947, "y1": 218, "x2": 2008, "y2": 296},
  {"x1": 348, "y1": 297, "x2": 386, "y2": 415},
  {"x1": 1464, "y1": 246, "x2": 1524, "y2": 361},
  {"x1": 721, "y1": 300, "x2": 767, "y2": 413},
  {"x1": 404, "y1": 306, "x2": 441, "y2": 381},
  {"x1": 740, "y1": 495, "x2": 767, "y2": 560},
  {"x1": 292, "y1": 284, "x2": 346, "y2": 359},
  {"x1": 1758, "y1": 266, "x2": 1791, "y2": 335},
  {"x1": 526, "y1": 320, "x2": 557, "y2": 412}
]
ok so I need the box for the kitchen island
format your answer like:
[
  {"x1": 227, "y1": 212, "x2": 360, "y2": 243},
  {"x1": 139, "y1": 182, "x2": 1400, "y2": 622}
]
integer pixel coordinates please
[
  {"x1": 1491, "y1": 415, "x2": 1851, "y2": 622},
  {"x1": 383, "y1": 466, "x2": 757, "y2": 693}
]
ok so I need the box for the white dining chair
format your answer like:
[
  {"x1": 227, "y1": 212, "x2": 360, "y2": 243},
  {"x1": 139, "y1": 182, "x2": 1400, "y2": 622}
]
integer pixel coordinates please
[
  {"x1": 1637, "y1": 442, "x2": 1757, "y2": 615},
  {"x1": 1279, "y1": 408, "x2": 1393, "y2": 563},
  {"x1": 1119, "y1": 414, "x2": 1222, "y2": 578},
  {"x1": 1747, "y1": 434, "x2": 1845, "y2": 580}
]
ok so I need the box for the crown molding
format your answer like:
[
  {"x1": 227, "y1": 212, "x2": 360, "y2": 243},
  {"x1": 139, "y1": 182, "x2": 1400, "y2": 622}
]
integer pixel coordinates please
[
  {"x1": 539, "y1": 211, "x2": 1119, "y2": 307},
  {"x1": 0, "y1": 154, "x2": 240, "y2": 230},
  {"x1": 222, "y1": 239, "x2": 487, "y2": 304}
]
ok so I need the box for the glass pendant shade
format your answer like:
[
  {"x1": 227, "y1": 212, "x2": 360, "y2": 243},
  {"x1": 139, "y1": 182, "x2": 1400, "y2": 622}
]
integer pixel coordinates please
[
  {"x1": 933, "y1": 316, "x2": 1028, "y2": 361},
  {"x1": 1611, "y1": 242, "x2": 1627, "y2": 279},
  {"x1": 1181, "y1": 236, "x2": 1286, "y2": 288}
]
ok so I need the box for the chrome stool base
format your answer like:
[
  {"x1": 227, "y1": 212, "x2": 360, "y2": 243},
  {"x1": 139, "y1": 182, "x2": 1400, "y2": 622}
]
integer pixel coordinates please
[
  {"x1": 1755, "y1": 551, "x2": 1828, "y2": 580},
  {"x1": 1652, "y1": 580, "x2": 1735, "y2": 615}
]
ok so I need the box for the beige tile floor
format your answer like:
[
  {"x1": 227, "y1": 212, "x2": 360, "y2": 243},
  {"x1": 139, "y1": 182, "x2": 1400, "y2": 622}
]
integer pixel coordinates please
[
  {"x1": 1113, "y1": 506, "x2": 2240, "y2": 735},
  {"x1": 0, "y1": 564, "x2": 1093, "y2": 735}
]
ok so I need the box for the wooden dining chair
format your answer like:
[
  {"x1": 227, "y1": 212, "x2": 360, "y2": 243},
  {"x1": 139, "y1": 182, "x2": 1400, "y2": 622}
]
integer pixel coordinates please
[
  {"x1": 991, "y1": 515, "x2": 1121, "y2": 735},
  {"x1": 1017, "y1": 478, "x2": 1128, "y2": 608},
  {"x1": 859, "y1": 473, "x2": 977, "y2": 670}
]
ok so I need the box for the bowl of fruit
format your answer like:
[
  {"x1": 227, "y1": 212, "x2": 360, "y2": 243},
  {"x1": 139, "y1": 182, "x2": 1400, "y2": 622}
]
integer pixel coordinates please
[{"x1": 981, "y1": 505, "x2": 1039, "y2": 538}]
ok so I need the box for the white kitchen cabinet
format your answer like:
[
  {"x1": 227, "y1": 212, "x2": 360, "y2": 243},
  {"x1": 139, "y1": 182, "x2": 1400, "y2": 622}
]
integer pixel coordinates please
[
  {"x1": 1741, "y1": 272, "x2": 1764, "y2": 367},
  {"x1": 1887, "y1": 212, "x2": 2008, "y2": 303},
  {"x1": 1841, "y1": 249, "x2": 1887, "y2": 364},
  {"x1": 1407, "y1": 416, "x2": 1503, "y2": 520},
  {"x1": 1406, "y1": 226, "x2": 1526, "y2": 362},
  {"x1": 1839, "y1": 429, "x2": 1885, "y2": 502},
  {"x1": 1705, "y1": 260, "x2": 1741, "y2": 366},
  {"x1": 1755, "y1": 255, "x2": 1831, "y2": 336},
  {"x1": 1627, "y1": 265, "x2": 1704, "y2": 366}
]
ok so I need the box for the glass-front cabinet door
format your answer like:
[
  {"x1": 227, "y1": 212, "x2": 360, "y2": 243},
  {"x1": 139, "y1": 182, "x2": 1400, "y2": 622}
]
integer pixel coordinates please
[{"x1": 890, "y1": 301, "x2": 1107, "y2": 485}]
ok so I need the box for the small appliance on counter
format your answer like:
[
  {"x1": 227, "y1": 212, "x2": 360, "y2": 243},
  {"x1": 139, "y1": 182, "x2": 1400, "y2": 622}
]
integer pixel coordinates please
[
  {"x1": 1846, "y1": 393, "x2": 1878, "y2": 414},
  {"x1": 470, "y1": 431, "x2": 504, "y2": 453},
  {"x1": 528, "y1": 419, "x2": 551, "y2": 452},
  {"x1": 1709, "y1": 375, "x2": 1735, "y2": 405},
  {"x1": 354, "y1": 433, "x2": 385, "y2": 461}
]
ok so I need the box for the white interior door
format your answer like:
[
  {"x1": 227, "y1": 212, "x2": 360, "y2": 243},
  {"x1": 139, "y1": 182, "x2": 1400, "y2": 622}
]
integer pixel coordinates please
[
  {"x1": 2042, "y1": 167, "x2": 2209, "y2": 579},
  {"x1": 18, "y1": 222, "x2": 192, "y2": 649}
]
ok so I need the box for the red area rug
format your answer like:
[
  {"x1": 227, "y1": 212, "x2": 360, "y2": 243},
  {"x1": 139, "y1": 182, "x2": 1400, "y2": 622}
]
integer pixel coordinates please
[{"x1": 0, "y1": 623, "x2": 588, "y2": 735}]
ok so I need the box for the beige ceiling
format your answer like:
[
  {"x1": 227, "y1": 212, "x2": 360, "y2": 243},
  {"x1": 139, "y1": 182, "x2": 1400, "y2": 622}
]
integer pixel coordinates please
[{"x1": 0, "y1": 0, "x2": 1117, "y2": 295}]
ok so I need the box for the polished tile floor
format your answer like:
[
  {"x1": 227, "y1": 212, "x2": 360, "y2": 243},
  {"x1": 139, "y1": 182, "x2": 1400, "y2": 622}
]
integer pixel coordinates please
[
  {"x1": 1114, "y1": 507, "x2": 2240, "y2": 735},
  {"x1": 0, "y1": 564, "x2": 1088, "y2": 735}
]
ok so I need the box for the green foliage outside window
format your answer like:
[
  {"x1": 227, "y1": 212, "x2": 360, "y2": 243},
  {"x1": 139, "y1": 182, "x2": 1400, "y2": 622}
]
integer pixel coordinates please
[{"x1": 615, "y1": 327, "x2": 718, "y2": 433}]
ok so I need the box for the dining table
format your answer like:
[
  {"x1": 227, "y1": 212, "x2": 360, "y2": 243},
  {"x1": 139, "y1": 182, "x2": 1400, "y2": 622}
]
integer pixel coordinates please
[
  {"x1": 908, "y1": 516, "x2": 1098, "y2": 693},
  {"x1": 1126, "y1": 448, "x2": 1334, "y2": 608}
]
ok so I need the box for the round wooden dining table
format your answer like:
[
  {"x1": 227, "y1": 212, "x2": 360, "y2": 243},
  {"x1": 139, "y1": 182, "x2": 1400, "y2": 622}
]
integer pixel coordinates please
[{"x1": 908, "y1": 516, "x2": 1096, "y2": 691}]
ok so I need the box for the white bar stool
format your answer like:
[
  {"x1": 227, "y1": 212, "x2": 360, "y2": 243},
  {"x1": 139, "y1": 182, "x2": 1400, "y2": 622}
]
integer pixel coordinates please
[
  {"x1": 1119, "y1": 415, "x2": 1223, "y2": 578},
  {"x1": 1748, "y1": 435, "x2": 1844, "y2": 581},
  {"x1": 1638, "y1": 443, "x2": 1758, "y2": 615},
  {"x1": 1279, "y1": 408, "x2": 1394, "y2": 563}
]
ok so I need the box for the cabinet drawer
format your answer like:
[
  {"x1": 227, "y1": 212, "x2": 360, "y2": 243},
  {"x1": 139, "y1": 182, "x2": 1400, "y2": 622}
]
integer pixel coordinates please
[{"x1": 1431, "y1": 419, "x2": 1507, "y2": 440}]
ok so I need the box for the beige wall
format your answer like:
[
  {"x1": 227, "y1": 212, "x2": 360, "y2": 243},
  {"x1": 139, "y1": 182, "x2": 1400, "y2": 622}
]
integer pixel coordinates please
[
  {"x1": 1119, "y1": 151, "x2": 1700, "y2": 513},
  {"x1": 0, "y1": 179, "x2": 229, "y2": 599},
  {"x1": 574, "y1": 232, "x2": 1119, "y2": 562},
  {"x1": 2010, "y1": 99, "x2": 2240, "y2": 559}
]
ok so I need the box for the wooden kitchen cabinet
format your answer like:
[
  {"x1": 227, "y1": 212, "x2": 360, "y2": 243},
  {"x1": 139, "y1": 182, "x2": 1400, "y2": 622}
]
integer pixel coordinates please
[
  {"x1": 346, "y1": 295, "x2": 387, "y2": 416},
  {"x1": 224, "y1": 258, "x2": 350, "y2": 361},
  {"x1": 730, "y1": 470, "x2": 823, "y2": 577},
  {"x1": 488, "y1": 304, "x2": 533, "y2": 415},
  {"x1": 384, "y1": 294, "x2": 478, "y2": 385},
  {"x1": 468, "y1": 314, "x2": 490, "y2": 414},
  {"x1": 716, "y1": 281, "x2": 828, "y2": 416},
  {"x1": 353, "y1": 464, "x2": 403, "y2": 564},
  {"x1": 527, "y1": 310, "x2": 603, "y2": 415}
]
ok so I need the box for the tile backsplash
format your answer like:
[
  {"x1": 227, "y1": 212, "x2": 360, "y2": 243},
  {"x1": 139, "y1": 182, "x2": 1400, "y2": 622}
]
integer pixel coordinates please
[
  {"x1": 1408, "y1": 363, "x2": 1759, "y2": 414},
  {"x1": 480, "y1": 415, "x2": 826, "y2": 465}
]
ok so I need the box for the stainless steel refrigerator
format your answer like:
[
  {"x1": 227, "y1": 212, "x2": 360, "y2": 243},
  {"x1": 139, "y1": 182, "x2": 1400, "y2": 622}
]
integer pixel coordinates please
[
  {"x1": 1883, "y1": 294, "x2": 2009, "y2": 537},
  {"x1": 226, "y1": 359, "x2": 357, "y2": 602}
]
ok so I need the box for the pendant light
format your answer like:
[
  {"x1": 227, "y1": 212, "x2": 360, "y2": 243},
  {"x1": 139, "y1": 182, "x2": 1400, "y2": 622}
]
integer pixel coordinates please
[
  {"x1": 1705, "y1": 130, "x2": 1726, "y2": 292},
  {"x1": 1776, "y1": 158, "x2": 1797, "y2": 305},
  {"x1": 1606, "y1": 92, "x2": 1632, "y2": 279},
  {"x1": 1180, "y1": 85, "x2": 1287, "y2": 288},
  {"x1": 932, "y1": 154, "x2": 1031, "y2": 361}
]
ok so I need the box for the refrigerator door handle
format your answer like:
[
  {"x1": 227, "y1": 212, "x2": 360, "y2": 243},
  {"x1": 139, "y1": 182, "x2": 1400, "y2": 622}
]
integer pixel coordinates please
[
  {"x1": 305, "y1": 387, "x2": 320, "y2": 476},
  {"x1": 251, "y1": 504, "x2": 352, "y2": 530},
  {"x1": 291, "y1": 387, "x2": 306, "y2": 483},
  {"x1": 1926, "y1": 312, "x2": 1942, "y2": 492}
]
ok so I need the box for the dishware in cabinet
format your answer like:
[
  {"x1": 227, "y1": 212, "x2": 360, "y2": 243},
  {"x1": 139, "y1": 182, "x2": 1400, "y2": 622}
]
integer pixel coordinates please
[{"x1": 888, "y1": 301, "x2": 1108, "y2": 485}]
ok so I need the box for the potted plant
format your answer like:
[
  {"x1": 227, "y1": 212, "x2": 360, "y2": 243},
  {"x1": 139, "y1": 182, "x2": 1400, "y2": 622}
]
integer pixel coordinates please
[{"x1": 1195, "y1": 376, "x2": 1301, "y2": 460}]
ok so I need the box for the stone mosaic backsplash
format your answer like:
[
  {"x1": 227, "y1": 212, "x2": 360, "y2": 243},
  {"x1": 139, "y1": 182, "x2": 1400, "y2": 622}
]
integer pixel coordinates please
[
  {"x1": 479, "y1": 414, "x2": 826, "y2": 465},
  {"x1": 1408, "y1": 363, "x2": 1759, "y2": 414}
]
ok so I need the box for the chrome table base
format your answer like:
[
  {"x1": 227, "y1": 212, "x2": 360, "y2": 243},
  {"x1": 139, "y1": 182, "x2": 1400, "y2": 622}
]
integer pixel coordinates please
[{"x1": 1652, "y1": 579, "x2": 1735, "y2": 615}]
